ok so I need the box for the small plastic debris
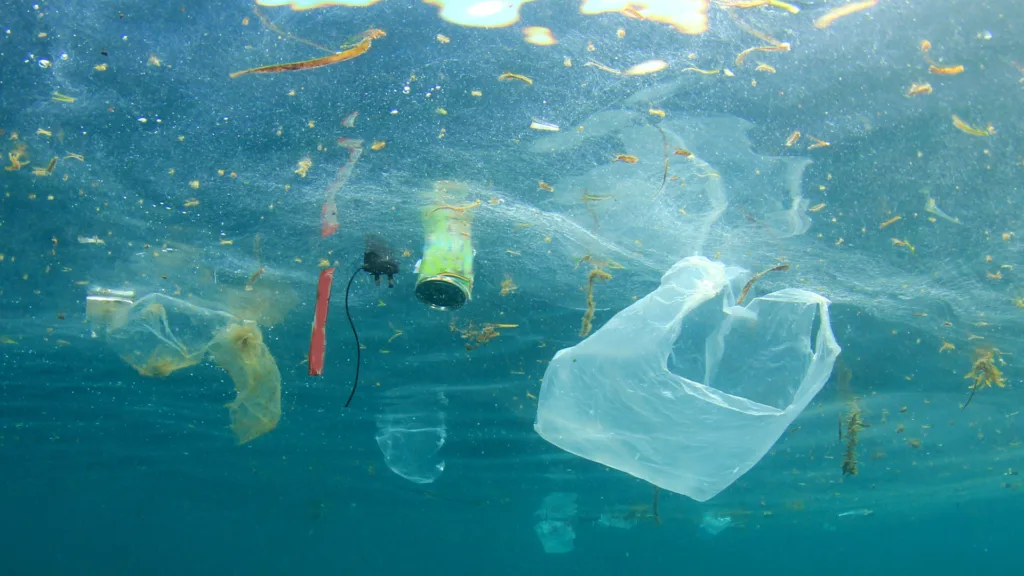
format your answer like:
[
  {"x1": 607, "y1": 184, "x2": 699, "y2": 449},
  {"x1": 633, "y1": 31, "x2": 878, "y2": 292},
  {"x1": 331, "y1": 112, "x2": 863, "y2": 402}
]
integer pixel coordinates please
[
  {"x1": 529, "y1": 119, "x2": 560, "y2": 132},
  {"x1": 920, "y1": 187, "x2": 961, "y2": 224},
  {"x1": 837, "y1": 508, "x2": 875, "y2": 517}
]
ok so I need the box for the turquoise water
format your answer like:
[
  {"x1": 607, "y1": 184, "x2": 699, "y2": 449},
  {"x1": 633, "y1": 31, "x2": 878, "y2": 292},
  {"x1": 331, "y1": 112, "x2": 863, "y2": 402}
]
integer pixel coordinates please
[{"x1": 2, "y1": 1, "x2": 1023, "y2": 573}]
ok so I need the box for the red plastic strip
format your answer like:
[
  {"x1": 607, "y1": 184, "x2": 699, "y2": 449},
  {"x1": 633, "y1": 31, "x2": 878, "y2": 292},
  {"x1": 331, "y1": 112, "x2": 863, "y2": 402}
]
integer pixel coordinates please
[{"x1": 308, "y1": 267, "x2": 336, "y2": 376}]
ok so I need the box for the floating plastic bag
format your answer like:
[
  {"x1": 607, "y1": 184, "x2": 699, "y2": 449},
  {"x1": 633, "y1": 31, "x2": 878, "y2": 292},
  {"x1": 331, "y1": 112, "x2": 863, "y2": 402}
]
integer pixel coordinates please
[
  {"x1": 534, "y1": 256, "x2": 840, "y2": 502},
  {"x1": 208, "y1": 323, "x2": 282, "y2": 445},
  {"x1": 90, "y1": 292, "x2": 233, "y2": 377},
  {"x1": 375, "y1": 413, "x2": 447, "y2": 484},
  {"x1": 87, "y1": 291, "x2": 283, "y2": 444},
  {"x1": 534, "y1": 493, "x2": 577, "y2": 553},
  {"x1": 375, "y1": 388, "x2": 447, "y2": 484}
]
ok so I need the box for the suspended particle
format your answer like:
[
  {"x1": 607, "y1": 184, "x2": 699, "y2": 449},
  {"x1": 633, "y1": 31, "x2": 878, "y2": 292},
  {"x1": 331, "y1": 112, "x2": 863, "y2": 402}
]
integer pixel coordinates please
[{"x1": 905, "y1": 82, "x2": 932, "y2": 97}]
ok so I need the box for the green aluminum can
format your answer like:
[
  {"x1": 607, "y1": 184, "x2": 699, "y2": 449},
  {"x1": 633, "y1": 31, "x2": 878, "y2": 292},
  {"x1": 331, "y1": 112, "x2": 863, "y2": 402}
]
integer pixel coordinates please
[{"x1": 415, "y1": 182, "x2": 475, "y2": 310}]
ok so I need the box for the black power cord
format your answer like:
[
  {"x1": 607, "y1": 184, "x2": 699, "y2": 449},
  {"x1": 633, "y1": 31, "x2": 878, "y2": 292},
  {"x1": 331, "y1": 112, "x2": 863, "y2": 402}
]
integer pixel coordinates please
[
  {"x1": 341, "y1": 235, "x2": 399, "y2": 408},
  {"x1": 342, "y1": 267, "x2": 363, "y2": 408}
]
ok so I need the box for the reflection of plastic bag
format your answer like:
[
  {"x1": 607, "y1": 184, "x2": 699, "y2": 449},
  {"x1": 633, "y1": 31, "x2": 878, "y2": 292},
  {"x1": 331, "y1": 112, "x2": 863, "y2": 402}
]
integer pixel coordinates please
[
  {"x1": 535, "y1": 256, "x2": 840, "y2": 502},
  {"x1": 534, "y1": 493, "x2": 577, "y2": 553},
  {"x1": 88, "y1": 291, "x2": 282, "y2": 444},
  {"x1": 596, "y1": 513, "x2": 636, "y2": 530},
  {"x1": 534, "y1": 520, "x2": 575, "y2": 554},
  {"x1": 700, "y1": 511, "x2": 733, "y2": 536}
]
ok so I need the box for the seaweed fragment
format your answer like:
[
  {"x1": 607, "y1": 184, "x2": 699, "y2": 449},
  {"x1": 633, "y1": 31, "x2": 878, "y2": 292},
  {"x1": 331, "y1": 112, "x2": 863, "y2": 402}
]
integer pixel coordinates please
[
  {"x1": 737, "y1": 263, "x2": 790, "y2": 305},
  {"x1": 579, "y1": 267, "x2": 612, "y2": 337},
  {"x1": 963, "y1": 348, "x2": 1006, "y2": 409},
  {"x1": 841, "y1": 406, "x2": 868, "y2": 476}
]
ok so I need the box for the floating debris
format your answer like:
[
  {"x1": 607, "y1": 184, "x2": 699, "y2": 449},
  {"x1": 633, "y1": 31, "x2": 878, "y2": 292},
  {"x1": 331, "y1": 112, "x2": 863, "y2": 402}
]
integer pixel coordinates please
[
  {"x1": 530, "y1": 119, "x2": 560, "y2": 132},
  {"x1": 680, "y1": 67, "x2": 720, "y2": 75},
  {"x1": 813, "y1": 0, "x2": 879, "y2": 29},
  {"x1": 929, "y1": 64, "x2": 964, "y2": 75},
  {"x1": 951, "y1": 114, "x2": 993, "y2": 136},
  {"x1": 807, "y1": 136, "x2": 830, "y2": 150},
  {"x1": 230, "y1": 28, "x2": 385, "y2": 78},
  {"x1": 735, "y1": 42, "x2": 790, "y2": 66},
  {"x1": 920, "y1": 187, "x2": 961, "y2": 224},
  {"x1": 906, "y1": 82, "x2": 933, "y2": 96},
  {"x1": 498, "y1": 72, "x2": 533, "y2": 85},
  {"x1": 584, "y1": 60, "x2": 622, "y2": 75},
  {"x1": 879, "y1": 216, "x2": 902, "y2": 229}
]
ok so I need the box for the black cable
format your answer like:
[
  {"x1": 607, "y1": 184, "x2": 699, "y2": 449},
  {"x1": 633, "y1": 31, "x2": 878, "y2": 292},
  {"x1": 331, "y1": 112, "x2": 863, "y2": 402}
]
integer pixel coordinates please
[{"x1": 343, "y1": 267, "x2": 362, "y2": 408}]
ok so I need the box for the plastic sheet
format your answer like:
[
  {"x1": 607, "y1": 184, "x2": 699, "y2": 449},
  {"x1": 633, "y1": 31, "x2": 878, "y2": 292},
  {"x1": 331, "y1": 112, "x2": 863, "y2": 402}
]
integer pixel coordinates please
[
  {"x1": 208, "y1": 323, "x2": 282, "y2": 445},
  {"x1": 88, "y1": 292, "x2": 283, "y2": 444}
]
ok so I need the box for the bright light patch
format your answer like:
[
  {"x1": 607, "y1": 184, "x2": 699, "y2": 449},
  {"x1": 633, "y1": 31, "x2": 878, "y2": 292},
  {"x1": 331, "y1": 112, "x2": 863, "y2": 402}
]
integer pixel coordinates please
[
  {"x1": 255, "y1": 0, "x2": 708, "y2": 35},
  {"x1": 623, "y1": 59, "x2": 667, "y2": 76},
  {"x1": 522, "y1": 26, "x2": 557, "y2": 46},
  {"x1": 578, "y1": 0, "x2": 709, "y2": 35},
  {"x1": 256, "y1": 0, "x2": 383, "y2": 9},
  {"x1": 423, "y1": 0, "x2": 534, "y2": 28}
]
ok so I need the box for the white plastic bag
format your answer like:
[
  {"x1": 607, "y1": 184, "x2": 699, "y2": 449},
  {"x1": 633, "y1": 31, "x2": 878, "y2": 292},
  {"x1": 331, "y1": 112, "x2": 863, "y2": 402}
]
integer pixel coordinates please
[{"x1": 534, "y1": 256, "x2": 840, "y2": 502}]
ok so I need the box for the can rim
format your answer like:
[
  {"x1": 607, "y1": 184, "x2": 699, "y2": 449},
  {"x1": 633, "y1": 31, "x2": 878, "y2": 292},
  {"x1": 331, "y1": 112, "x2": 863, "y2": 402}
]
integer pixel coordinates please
[{"x1": 415, "y1": 276, "x2": 470, "y2": 310}]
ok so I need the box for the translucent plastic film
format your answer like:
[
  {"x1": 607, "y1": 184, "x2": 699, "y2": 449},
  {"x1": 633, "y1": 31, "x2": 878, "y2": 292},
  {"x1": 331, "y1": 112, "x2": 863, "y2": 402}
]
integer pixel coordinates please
[
  {"x1": 534, "y1": 256, "x2": 841, "y2": 501},
  {"x1": 88, "y1": 292, "x2": 283, "y2": 444},
  {"x1": 375, "y1": 388, "x2": 447, "y2": 484}
]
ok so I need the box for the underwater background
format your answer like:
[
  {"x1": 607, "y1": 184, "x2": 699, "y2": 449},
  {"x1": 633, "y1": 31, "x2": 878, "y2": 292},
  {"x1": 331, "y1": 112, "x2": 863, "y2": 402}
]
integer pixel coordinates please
[{"x1": 2, "y1": 0, "x2": 1023, "y2": 574}]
